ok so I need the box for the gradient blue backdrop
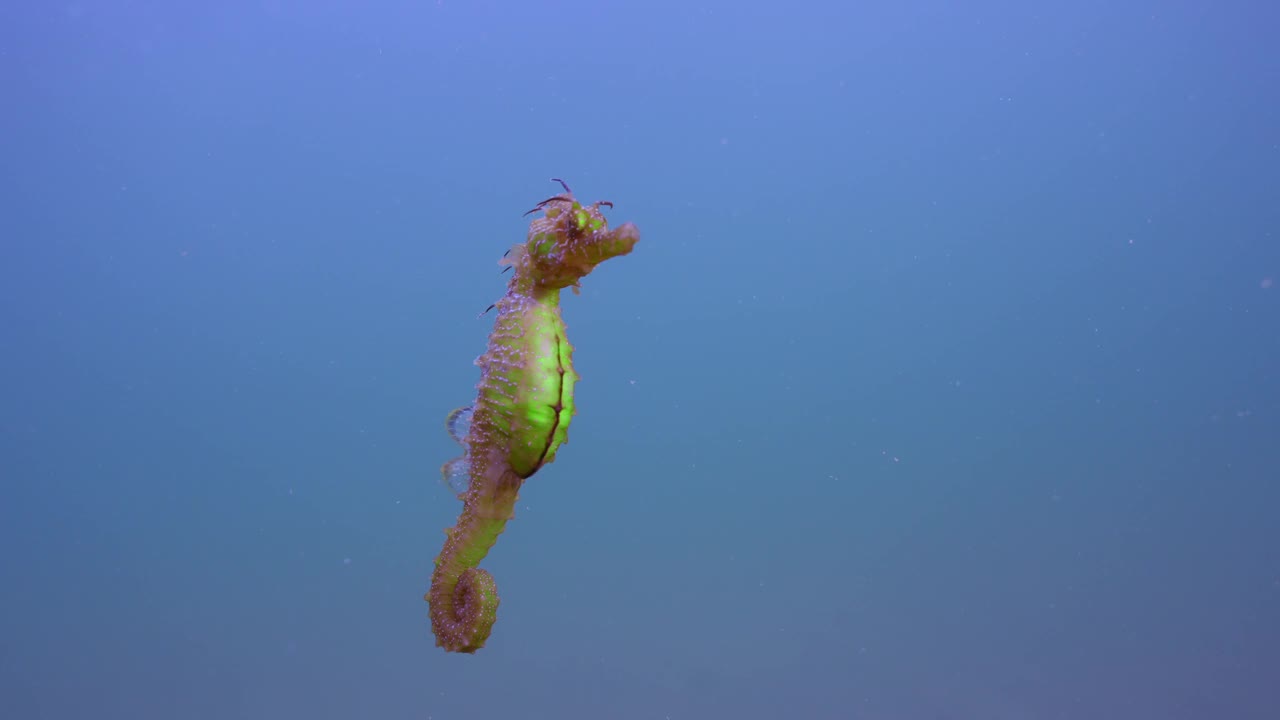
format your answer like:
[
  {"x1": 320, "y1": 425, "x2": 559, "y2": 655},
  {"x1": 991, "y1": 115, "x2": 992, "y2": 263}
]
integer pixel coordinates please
[{"x1": 3, "y1": 1, "x2": 1278, "y2": 718}]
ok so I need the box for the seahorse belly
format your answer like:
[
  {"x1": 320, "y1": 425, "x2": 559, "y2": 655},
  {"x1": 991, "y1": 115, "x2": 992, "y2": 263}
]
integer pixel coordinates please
[{"x1": 474, "y1": 293, "x2": 577, "y2": 479}]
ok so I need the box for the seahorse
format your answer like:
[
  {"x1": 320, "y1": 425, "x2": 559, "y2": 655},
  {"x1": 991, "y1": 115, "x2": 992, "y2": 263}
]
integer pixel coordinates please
[{"x1": 427, "y1": 180, "x2": 640, "y2": 653}]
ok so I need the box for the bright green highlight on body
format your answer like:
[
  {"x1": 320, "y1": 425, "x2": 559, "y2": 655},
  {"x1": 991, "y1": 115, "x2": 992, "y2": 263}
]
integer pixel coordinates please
[{"x1": 426, "y1": 181, "x2": 639, "y2": 653}]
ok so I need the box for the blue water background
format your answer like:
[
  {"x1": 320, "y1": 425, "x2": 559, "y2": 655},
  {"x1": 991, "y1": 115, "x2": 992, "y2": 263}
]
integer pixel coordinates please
[{"x1": 2, "y1": 2, "x2": 1278, "y2": 718}]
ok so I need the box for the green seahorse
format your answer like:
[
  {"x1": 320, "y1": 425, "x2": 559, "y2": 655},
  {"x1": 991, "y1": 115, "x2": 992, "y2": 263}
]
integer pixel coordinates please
[{"x1": 427, "y1": 180, "x2": 639, "y2": 653}]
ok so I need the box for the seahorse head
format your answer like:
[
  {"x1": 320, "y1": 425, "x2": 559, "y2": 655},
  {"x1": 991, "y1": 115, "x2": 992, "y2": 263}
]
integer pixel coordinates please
[{"x1": 517, "y1": 195, "x2": 640, "y2": 292}]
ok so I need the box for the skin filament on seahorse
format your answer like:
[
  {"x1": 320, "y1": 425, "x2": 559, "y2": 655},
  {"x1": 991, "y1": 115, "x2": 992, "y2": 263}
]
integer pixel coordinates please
[{"x1": 427, "y1": 180, "x2": 640, "y2": 653}]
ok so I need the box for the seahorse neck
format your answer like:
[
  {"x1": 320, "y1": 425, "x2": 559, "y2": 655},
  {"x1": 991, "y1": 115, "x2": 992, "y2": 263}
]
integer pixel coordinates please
[{"x1": 501, "y1": 276, "x2": 561, "y2": 310}]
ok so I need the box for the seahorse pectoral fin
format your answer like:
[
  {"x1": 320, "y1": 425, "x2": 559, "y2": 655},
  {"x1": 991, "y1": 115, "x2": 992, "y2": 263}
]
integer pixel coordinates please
[
  {"x1": 441, "y1": 455, "x2": 471, "y2": 497},
  {"x1": 445, "y1": 406, "x2": 474, "y2": 446}
]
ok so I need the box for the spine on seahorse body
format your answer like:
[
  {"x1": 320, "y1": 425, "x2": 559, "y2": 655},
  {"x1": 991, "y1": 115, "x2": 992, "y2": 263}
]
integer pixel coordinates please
[{"x1": 427, "y1": 181, "x2": 639, "y2": 653}]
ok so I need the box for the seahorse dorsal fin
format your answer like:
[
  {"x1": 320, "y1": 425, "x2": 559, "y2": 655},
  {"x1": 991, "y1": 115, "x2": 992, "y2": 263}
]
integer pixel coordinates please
[
  {"x1": 444, "y1": 406, "x2": 473, "y2": 446},
  {"x1": 441, "y1": 456, "x2": 470, "y2": 497}
]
